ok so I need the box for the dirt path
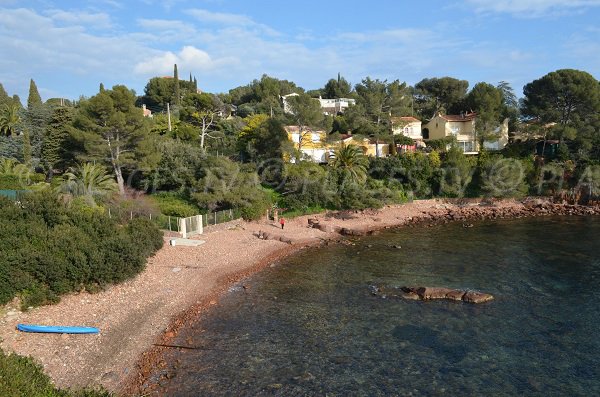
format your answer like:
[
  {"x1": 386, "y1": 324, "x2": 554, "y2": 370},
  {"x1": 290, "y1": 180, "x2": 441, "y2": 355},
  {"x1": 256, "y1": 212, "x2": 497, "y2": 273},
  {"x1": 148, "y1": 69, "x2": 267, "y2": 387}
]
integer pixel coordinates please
[{"x1": 1, "y1": 198, "x2": 591, "y2": 393}]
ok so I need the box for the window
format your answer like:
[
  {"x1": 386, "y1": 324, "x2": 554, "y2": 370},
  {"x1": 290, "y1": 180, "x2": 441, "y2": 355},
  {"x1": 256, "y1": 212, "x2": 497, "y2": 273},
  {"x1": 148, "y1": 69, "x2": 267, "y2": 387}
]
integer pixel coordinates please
[
  {"x1": 311, "y1": 133, "x2": 320, "y2": 143},
  {"x1": 291, "y1": 133, "x2": 299, "y2": 143},
  {"x1": 458, "y1": 141, "x2": 474, "y2": 152}
]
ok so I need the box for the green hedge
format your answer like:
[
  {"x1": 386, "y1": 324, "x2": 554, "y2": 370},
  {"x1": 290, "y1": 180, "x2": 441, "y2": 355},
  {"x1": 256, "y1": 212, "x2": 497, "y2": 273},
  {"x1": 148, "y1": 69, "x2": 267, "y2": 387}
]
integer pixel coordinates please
[{"x1": 0, "y1": 191, "x2": 163, "y2": 308}]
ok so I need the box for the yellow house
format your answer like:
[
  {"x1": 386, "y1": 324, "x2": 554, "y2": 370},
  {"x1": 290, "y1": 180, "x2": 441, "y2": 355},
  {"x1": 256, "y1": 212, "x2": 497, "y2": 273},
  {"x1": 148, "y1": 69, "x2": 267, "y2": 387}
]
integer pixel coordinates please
[
  {"x1": 339, "y1": 134, "x2": 390, "y2": 157},
  {"x1": 422, "y1": 112, "x2": 478, "y2": 153},
  {"x1": 285, "y1": 126, "x2": 330, "y2": 163}
]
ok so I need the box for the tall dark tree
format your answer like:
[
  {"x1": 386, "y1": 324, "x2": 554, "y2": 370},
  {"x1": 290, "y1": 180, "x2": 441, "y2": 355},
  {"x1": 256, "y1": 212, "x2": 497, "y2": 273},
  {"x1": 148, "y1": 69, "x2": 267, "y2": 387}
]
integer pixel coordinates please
[
  {"x1": 173, "y1": 64, "x2": 180, "y2": 106},
  {"x1": 22, "y1": 128, "x2": 31, "y2": 164},
  {"x1": 99, "y1": 82, "x2": 105, "y2": 92},
  {"x1": 27, "y1": 79, "x2": 43, "y2": 109},
  {"x1": 41, "y1": 106, "x2": 74, "y2": 172}
]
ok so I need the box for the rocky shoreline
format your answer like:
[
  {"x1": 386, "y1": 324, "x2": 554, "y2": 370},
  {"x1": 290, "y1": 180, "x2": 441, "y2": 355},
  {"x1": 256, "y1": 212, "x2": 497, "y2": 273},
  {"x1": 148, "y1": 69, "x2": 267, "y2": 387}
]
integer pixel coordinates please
[{"x1": 1, "y1": 198, "x2": 598, "y2": 395}]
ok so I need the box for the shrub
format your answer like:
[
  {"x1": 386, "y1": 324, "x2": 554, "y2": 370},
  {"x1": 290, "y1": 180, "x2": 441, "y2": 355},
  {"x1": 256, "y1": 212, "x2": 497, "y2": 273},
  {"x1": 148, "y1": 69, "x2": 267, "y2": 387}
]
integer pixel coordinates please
[
  {"x1": 0, "y1": 191, "x2": 163, "y2": 308},
  {"x1": 0, "y1": 349, "x2": 113, "y2": 397},
  {"x1": 149, "y1": 193, "x2": 199, "y2": 217}
]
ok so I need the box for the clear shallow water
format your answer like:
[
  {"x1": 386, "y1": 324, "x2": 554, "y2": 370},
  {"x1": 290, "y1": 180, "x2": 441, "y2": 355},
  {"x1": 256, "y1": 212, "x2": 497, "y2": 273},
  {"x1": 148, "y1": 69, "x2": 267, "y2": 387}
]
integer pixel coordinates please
[{"x1": 153, "y1": 217, "x2": 600, "y2": 396}]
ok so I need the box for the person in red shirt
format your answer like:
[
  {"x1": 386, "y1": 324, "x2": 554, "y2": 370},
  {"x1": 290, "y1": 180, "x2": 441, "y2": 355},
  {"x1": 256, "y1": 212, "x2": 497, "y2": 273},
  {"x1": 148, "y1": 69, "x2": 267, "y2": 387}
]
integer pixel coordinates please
[{"x1": 279, "y1": 217, "x2": 285, "y2": 230}]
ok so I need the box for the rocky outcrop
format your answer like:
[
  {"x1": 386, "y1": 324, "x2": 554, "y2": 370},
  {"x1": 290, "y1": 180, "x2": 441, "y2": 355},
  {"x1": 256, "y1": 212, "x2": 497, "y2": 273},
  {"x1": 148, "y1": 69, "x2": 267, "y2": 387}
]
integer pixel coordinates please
[
  {"x1": 371, "y1": 285, "x2": 494, "y2": 304},
  {"x1": 255, "y1": 231, "x2": 294, "y2": 244}
]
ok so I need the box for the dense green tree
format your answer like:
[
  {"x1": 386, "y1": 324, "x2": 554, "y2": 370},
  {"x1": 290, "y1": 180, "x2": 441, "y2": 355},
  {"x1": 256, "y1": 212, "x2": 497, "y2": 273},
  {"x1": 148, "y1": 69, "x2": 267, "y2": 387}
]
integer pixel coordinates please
[
  {"x1": 323, "y1": 74, "x2": 353, "y2": 98},
  {"x1": 140, "y1": 76, "x2": 196, "y2": 110},
  {"x1": 414, "y1": 77, "x2": 469, "y2": 118},
  {"x1": 238, "y1": 115, "x2": 290, "y2": 162},
  {"x1": 99, "y1": 82, "x2": 105, "y2": 92},
  {"x1": 465, "y1": 82, "x2": 504, "y2": 147},
  {"x1": 73, "y1": 85, "x2": 150, "y2": 194},
  {"x1": 225, "y1": 74, "x2": 304, "y2": 116},
  {"x1": 27, "y1": 79, "x2": 43, "y2": 109},
  {"x1": 522, "y1": 69, "x2": 600, "y2": 146}
]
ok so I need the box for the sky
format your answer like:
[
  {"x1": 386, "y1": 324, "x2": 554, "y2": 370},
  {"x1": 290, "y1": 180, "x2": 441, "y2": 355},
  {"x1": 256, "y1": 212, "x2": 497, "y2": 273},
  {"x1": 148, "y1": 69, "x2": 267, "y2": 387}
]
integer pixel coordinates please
[{"x1": 0, "y1": 0, "x2": 599, "y2": 103}]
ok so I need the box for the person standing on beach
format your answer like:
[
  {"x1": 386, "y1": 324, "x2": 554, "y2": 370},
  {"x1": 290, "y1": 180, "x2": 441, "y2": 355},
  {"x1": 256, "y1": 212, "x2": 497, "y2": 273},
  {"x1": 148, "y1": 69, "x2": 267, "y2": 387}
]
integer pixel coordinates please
[{"x1": 280, "y1": 217, "x2": 285, "y2": 230}]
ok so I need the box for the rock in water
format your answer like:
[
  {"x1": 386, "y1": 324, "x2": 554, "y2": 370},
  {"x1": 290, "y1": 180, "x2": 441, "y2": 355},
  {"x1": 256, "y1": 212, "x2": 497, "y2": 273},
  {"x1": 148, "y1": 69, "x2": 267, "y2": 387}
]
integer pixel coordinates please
[{"x1": 372, "y1": 285, "x2": 493, "y2": 304}]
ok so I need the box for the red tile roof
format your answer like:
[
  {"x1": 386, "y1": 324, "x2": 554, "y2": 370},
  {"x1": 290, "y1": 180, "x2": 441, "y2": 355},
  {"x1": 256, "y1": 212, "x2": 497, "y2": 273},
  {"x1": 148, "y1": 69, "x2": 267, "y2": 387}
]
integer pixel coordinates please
[{"x1": 439, "y1": 112, "x2": 476, "y2": 122}]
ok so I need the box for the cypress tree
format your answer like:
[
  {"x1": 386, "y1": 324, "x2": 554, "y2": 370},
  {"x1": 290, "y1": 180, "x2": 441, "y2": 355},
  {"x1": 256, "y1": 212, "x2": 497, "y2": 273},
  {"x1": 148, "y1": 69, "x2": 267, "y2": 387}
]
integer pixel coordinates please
[
  {"x1": 42, "y1": 107, "x2": 73, "y2": 172},
  {"x1": 27, "y1": 79, "x2": 43, "y2": 108},
  {"x1": 23, "y1": 128, "x2": 32, "y2": 164},
  {"x1": 173, "y1": 64, "x2": 180, "y2": 106},
  {"x1": 189, "y1": 72, "x2": 193, "y2": 83},
  {"x1": 99, "y1": 82, "x2": 105, "y2": 92},
  {"x1": 193, "y1": 77, "x2": 198, "y2": 91}
]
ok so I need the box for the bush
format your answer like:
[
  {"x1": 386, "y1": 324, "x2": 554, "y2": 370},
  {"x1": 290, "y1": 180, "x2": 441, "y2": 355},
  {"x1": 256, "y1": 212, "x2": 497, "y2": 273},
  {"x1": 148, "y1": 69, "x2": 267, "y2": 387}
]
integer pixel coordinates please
[
  {"x1": 149, "y1": 192, "x2": 199, "y2": 217},
  {"x1": 0, "y1": 191, "x2": 163, "y2": 308},
  {"x1": 0, "y1": 349, "x2": 113, "y2": 397}
]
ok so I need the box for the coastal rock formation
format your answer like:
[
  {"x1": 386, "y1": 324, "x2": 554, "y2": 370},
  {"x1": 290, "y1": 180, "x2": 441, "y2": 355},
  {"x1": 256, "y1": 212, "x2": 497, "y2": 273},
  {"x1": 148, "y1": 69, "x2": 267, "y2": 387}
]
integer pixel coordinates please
[{"x1": 371, "y1": 285, "x2": 494, "y2": 304}]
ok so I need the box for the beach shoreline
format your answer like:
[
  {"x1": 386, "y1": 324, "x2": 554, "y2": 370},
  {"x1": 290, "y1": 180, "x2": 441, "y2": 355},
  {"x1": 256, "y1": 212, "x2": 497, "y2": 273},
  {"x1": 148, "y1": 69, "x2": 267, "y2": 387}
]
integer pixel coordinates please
[{"x1": 1, "y1": 198, "x2": 599, "y2": 395}]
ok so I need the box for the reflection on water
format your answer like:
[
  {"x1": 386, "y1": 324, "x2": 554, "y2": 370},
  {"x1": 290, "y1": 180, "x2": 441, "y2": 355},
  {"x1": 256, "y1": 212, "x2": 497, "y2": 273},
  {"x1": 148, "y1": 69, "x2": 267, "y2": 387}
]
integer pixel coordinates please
[{"x1": 150, "y1": 217, "x2": 600, "y2": 396}]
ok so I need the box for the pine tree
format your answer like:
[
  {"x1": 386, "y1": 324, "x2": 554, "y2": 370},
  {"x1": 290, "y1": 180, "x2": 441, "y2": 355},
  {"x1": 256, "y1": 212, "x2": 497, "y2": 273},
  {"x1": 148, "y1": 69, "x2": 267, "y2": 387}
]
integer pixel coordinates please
[
  {"x1": 173, "y1": 64, "x2": 180, "y2": 106},
  {"x1": 27, "y1": 79, "x2": 43, "y2": 108}
]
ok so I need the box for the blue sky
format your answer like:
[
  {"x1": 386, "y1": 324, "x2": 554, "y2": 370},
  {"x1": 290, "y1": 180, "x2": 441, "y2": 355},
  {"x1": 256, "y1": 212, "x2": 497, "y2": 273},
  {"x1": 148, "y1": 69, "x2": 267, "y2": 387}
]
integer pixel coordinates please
[{"x1": 0, "y1": 0, "x2": 599, "y2": 103}]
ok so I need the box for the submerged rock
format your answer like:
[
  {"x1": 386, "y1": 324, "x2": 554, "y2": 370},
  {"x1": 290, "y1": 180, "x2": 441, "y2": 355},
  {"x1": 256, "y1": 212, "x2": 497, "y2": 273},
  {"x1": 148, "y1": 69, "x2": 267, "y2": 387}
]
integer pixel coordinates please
[{"x1": 371, "y1": 285, "x2": 493, "y2": 304}]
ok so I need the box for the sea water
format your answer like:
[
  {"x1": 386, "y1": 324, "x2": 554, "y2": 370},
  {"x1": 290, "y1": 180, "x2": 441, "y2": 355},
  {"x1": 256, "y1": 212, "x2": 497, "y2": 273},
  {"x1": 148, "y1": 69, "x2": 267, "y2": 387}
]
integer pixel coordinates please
[{"x1": 151, "y1": 216, "x2": 600, "y2": 396}]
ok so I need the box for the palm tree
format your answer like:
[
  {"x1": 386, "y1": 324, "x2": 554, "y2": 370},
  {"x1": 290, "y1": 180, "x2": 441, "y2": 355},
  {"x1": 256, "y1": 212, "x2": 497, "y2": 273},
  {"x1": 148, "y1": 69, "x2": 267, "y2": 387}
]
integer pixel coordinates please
[
  {"x1": 329, "y1": 144, "x2": 369, "y2": 184},
  {"x1": 62, "y1": 163, "x2": 117, "y2": 202},
  {"x1": 0, "y1": 104, "x2": 21, "y2": 137}
]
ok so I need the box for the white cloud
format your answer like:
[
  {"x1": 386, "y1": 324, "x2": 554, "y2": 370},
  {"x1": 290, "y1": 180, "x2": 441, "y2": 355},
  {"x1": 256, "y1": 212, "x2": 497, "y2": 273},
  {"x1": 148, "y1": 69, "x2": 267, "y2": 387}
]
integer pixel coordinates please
[
  {"x1": 134, "y1": 45, "x2": 235, "y2": 75},
  {"x1": 465, "y1": 0, "x2": 600, "y2": 16},
  {"x1": 46, "y1": 9, "x2": 113, "y2": 29},
  {"x1": 186, "y1": 8, "x2": 280, "y2": 36}
]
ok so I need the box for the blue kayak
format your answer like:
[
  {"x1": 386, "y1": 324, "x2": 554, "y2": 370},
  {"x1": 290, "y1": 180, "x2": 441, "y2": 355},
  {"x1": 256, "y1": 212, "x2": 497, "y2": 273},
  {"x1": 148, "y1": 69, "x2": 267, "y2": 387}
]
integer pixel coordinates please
[{"x1": 17, "y1": 324, "x2": 100, "y2": 334}]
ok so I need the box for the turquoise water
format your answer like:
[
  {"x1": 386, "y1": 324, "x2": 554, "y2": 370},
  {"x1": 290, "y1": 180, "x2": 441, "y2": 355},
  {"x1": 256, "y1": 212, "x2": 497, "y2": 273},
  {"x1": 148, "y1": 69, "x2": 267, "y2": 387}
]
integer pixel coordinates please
[{"x1": 150, "y1": 217, "x2": 600, "y2": 396}]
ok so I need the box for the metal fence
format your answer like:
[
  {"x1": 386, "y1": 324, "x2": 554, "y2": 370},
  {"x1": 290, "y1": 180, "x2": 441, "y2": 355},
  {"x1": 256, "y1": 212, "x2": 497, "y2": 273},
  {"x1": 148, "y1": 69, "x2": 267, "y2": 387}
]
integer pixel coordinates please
[
  {"x1": 106, "y1": 206, "x2": 243, "y2": 235},
  {"x1": 202, "y1": 208, "x2": 243, "y2": 227},
  {"x1": 0, "y1": 189, "x2": 29, "y2": 201}
]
